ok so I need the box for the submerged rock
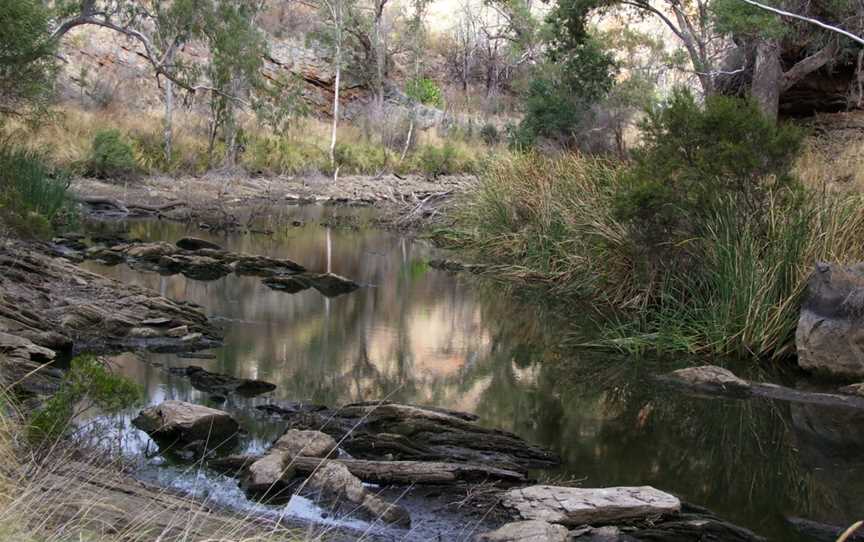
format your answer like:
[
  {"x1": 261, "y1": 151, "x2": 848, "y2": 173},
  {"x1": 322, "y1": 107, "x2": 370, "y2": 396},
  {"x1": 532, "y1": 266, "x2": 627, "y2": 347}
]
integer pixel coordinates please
[
  {"x1": 132, "y1": 400, "x2": 240, "y2": 446},
  {"x1": 173, "y1": 366, "x2": 276, "y2": 397},
  {"x1": 176, "y1": 237, "x2": 223, "y2": 251},
  {"x1": 232, "y1": 254, "x2": 305, "y2": 276},
  {"x1": 477, "y1": 520, "x2": 570, "y2": 542},
  {"x1": 797, "y1": 262, "x2": 864, "y2": 378},
  {"x1": 663, "y1": 365, "x2": 752, "y2": 397},
  {"x1": 262, "y1": 275, "x2": 311, "y2": 294},
  {"x1": 502, "y1": 485, "x2": 680, "y2": 526},
  {"x1": 297, "y1": 273, "x2": 360, "y2": 297}
]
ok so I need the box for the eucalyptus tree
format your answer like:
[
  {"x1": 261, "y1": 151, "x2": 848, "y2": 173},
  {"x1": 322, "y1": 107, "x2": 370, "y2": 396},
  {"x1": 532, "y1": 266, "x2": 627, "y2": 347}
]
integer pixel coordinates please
[{"x1": 0, "y1": 0, "x2": 57, "y2": 120}]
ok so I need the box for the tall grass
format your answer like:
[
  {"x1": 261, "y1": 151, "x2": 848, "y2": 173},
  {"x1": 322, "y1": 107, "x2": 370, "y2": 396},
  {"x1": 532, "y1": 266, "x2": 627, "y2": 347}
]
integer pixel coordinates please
[
  {"x1": 0, "y1": 143, "x2": 76, "y2": 237},
  {"x1": 451, "y1": 153, "x2": 864, "y2": 361}
]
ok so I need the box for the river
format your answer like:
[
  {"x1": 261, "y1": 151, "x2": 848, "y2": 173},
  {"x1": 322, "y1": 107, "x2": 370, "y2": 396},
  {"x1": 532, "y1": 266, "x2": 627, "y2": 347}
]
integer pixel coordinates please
[{"x1": 80, "y1": 204, "x2": 864, "y2": 541}]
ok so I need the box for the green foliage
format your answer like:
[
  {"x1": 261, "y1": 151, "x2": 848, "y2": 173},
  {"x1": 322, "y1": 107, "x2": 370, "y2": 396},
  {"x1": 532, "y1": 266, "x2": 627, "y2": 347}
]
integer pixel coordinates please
[
  {"x1": 513, "y1": 34, "x2": 616, "y2": 149},
  {"x1": 87, "y1": 129, "x2": 138, "y2": 179},
  {"x1": 28, "y1": 355, "x2": 143, "y2": 443},
  {"x1": 405, "y1": 78, "x2": 444, "y2": 108},
  {"x1": 0, "y1": 143, "x2": 75, "y2": 237},
  {"x1": 615, "y1": 89, "x2": 803, "y2": 246},
  {"x1": 0, "y1": 0, "x2": 57, "y2": 118},
  {"x1": 712, "y1": 0, "x2": 788, "y2": 40},
  {"x1": 407, "y1": 142, "x2": 477, "y2": 177}
]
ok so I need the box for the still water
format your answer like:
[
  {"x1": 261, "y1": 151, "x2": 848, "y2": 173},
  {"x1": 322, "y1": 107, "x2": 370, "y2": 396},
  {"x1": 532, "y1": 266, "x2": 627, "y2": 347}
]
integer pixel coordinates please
[{"x1": 82, "y1": 205, "x2": 864, "y2": 541}]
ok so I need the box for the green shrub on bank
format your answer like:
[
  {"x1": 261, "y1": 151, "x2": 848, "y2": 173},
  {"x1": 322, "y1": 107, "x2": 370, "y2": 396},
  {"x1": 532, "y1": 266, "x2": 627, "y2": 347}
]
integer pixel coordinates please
[
  {"x1": 451, "y1": 93, "x2": 864, "y2": 360},
  {"x1": 86, "y1": 129, "x2": 138, "y2": 179},
  {"x1": 405, "y1": 77, "x2": 444, "y2": 108},
  {"x1": 28, "y1": 355, "x2": 143, "y2": 444},
  {"x1": 0, "y1": 144, "x2": 76, "y2": 237}
]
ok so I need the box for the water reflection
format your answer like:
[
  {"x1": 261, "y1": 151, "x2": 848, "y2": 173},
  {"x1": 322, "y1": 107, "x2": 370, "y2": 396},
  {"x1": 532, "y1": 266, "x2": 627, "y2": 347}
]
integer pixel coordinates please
[{"x1": 82, "y1": 208, "x2": 864, "y2": 541}]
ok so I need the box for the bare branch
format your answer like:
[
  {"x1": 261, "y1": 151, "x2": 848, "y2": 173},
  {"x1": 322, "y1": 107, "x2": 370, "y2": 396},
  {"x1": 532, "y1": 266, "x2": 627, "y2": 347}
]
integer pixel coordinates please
[{"x1": 740, "y1": 0, "x2": 864, "y2": 46}]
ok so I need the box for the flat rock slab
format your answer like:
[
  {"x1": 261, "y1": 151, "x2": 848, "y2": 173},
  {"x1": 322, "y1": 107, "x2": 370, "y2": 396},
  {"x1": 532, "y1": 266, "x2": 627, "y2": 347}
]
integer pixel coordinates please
[
  {"x1": 477, "y1": 520, "x2": 570, "y2": 542},
  {"x1": 502, "y1": 486, "x2": 681, "y2": 526},
  {"x1": 663, "y1": 366, "x2": 751, "y2": 397},
  {"x1": 168, "y1": 365, "x2": 276, "y2": 397}
]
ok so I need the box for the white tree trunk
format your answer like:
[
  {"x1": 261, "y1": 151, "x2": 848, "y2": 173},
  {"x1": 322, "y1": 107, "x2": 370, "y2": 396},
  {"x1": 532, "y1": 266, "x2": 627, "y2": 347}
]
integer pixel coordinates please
[{"x1": 329, "y1": 4, "x2": 342, "y2": 179}]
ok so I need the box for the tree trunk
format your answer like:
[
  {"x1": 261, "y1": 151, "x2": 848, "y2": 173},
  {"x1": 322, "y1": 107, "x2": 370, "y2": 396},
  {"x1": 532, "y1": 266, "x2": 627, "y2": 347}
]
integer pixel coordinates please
[
  {"x1": 162, "y1": 50, "x2": 175, "y2": 164},
  {"x1": 751, "y1": 37, "x2": 783, "y2": 121},
  {"x1": 329, "y1": 1, "x2": 342, "y2": 179}
]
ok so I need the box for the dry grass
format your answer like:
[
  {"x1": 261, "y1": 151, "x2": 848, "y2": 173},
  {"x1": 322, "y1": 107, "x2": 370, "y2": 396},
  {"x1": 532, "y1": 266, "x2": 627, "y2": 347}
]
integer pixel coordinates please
[
  {"x1": 4, "y1": 106, "x2": 494, "y2": 178},
  {"x1": 0, "y1": 401, "x2": 308, "y2": 542}
]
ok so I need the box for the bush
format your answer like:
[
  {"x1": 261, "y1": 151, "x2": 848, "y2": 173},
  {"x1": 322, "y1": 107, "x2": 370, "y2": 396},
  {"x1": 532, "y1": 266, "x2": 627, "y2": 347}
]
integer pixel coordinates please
[
  {"x1": 480, "y1": 123, "x2": 500, "y2": 146},
  {"x1": 615, "y1": 89, "x2": 803, "y2": 253},
  {"x1": 86, "y1": 129, "x2": 138, "y2": 179},
  {"x1": 0, "y1": 144, "x2": 75, "y2": 237},
  {"x1": 405, "y1": 78, "x2": 444, "y2": 108},
  {"x1": 28, "y1": 355, "x2": 143, "y2": 444}
]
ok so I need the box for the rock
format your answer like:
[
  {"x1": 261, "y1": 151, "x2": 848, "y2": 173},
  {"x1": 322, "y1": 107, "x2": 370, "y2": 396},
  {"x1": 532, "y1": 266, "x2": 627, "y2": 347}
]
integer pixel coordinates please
[
  {"x1": 786, "y1": 517, "x2": 864, "y2": 542},
  {"x1": 84, "y1": 246, "x2": 126, "y2": 265},
  {"x1": 796, "y1": 262, "x2": 864, "y2": 378},
  {"x1": 571, "y1": 526, "x2": 627, "y2": 541},
  {"x1": 298, "y1": 273, "x2": 360, "y2": 297},
  {"x1": 178, "y1": 366, "x2": 276, "y2": 397},
  {"x1": 141, "y1": 317, "x2": 173, "y2": 326},
  {"x1": 477, "y1": 521, "x2": 570, "y2": 542},
  {"x1": 502, "y1": 486, "x2": 681, "y2": 526},
  {"x1": 181, "y1": 332, "x2": 203, "y2": 343},
  {"x1": 0, "y1": 331, "x2": 56, "y2": 362},
  {"x1": 125, "y1": 242, "x2": 178, "y2": 261},
  {"x1": 663, "y1": 366, "x2": 752, "y2": 397},
  {"x1": 289, "y1": 457, "x2": 526, "y2": 485},
  {"x1": 132, "y1": 400, "x2": 240, "y2": 446},
  {"x1": 176, "y1": 237, "x2": 223, "y2": 251},
  {"x1": 273, "y1": 429, "x2": 337, "y2": 458},
  {"x1": 262, "y1": 275, "x2": 311, "y2": 294},
  {"x1": 129, "y1": 327, "x2": 163, "y2": 339},
  {"x1": 166, "y1": 325, "x2": 189, "y2": 338},
  {"x1": 307, "y1": 461, "x2": 411, "y2": 527},
  {"x1": 233, "y1": 255, "x2": 305, "y2": 276},
  {"x1": 839, "y1": 383, "x2": 864, "y2": 397},
  {"x1": 278, "y1": 400, "x2": 558, "y2": 471},
  {"x1": 241, "y1": 452, "x2": 295, "y2": 499}
]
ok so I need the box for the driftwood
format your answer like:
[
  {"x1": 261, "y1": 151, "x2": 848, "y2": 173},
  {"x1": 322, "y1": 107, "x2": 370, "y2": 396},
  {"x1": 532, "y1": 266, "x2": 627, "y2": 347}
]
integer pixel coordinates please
[
  {"x1": 267, "y1": 401, "x2": 558, "y2": 472},
  {"x1": 76, "y1": 195, "x2": 187, "y2": 215},
  {"x1": 289, "y1": 457, "x2": 526, "y2": 485},
  {"x1": 209, "y1": 455, "x2": 525, "y2": 485}
]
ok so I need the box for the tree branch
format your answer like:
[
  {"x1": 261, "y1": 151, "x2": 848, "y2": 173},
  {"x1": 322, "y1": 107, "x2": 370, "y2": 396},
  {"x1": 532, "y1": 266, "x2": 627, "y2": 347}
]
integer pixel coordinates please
[
  {"x1": 781, "y1": 42, "x2": 837, "y2": 90},
  {"x1": 740, "y1": 0, "x2": 864, "y2": 46}
]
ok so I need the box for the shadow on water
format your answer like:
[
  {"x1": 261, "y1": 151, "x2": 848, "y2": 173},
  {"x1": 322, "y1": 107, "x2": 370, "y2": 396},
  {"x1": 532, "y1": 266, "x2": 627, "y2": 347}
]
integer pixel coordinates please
[{"x1": 80, "y1": 206, "x2": 864, "y2": 541}]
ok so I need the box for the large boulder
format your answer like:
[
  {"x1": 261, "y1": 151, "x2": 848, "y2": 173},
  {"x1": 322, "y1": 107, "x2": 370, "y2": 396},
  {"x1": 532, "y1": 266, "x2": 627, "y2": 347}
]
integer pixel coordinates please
[
  {"x1": 797, "y1": 262, "x2": 864, "y2": 378},
  {"x1": 241, "y1": 452, "x2": 295, "y2": 499},
  {"x1": 132, "y1": 400, "x2": 239, "y2": 445},
  {"x1": 477, "y1": 520, "x2": 570, "y2": 542},
  {"x1": 502, "y1": 485, "x2": 681, "y2": 526}
]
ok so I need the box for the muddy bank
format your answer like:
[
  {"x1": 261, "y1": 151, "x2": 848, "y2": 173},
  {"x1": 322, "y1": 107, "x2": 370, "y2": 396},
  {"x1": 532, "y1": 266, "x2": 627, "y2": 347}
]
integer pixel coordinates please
[{"x1": 72, "y1": 173, "x2": 471, "y2": 230}]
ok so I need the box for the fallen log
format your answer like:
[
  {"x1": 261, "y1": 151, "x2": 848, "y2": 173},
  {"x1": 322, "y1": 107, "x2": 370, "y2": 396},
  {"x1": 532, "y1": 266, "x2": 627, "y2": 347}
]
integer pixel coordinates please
[
  {"x1": 289, "y1": 457, "x2": 526, "y2": 485},
  {"x1": 76, "y1": 195, "x2": 187, "y2": 215}
]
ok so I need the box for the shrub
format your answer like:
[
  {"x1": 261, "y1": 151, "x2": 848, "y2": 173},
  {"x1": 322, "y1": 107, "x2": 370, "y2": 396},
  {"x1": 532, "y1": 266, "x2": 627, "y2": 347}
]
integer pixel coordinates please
[
  {"x1": 405, "y1": 78, "x2": 444, "y2": 108},
  {"x1": 86, "y1": 129, "x2": 138, "y2": 179},
  {"x1": 28, "y1": 355, "x2": 143, "y2": 444},
  {"x1": 480, "y1": 123, "x2": 500, "y2": 146},
  {"x1": 0, "y1": 144, "x2": 75, "y2": 237}
]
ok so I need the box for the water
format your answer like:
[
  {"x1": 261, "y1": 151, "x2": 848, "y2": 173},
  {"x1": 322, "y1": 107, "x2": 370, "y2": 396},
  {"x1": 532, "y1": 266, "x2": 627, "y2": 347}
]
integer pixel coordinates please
[{"x1": 81, "y1": 206, "x2": 864, "y2": 541}]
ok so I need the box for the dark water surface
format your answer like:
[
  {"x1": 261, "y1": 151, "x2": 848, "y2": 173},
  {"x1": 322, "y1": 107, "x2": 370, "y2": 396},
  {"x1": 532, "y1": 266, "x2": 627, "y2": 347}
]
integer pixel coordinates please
[{"x1": 81, "y1": 206, "x2": 864, "y2": 541}]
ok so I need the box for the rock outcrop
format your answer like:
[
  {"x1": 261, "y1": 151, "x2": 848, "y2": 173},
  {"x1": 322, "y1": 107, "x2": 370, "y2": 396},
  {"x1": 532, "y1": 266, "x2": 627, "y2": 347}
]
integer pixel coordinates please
[
  {"x1": 502, "y1": 485, "x2": 681, "y2": 526},
  {"x1": 796, "y1": 262, "x2": 864, "y2": 378},
  {"x1": 132, "y1": 400, "x2": 240, "y2": 447}
]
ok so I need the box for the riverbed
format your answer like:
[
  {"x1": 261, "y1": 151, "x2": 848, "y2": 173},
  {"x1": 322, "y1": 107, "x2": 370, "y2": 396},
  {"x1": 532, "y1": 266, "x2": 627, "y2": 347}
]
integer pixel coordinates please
[{"x1": 79, "y1": 204, "x2": 864, "y2": 541}]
